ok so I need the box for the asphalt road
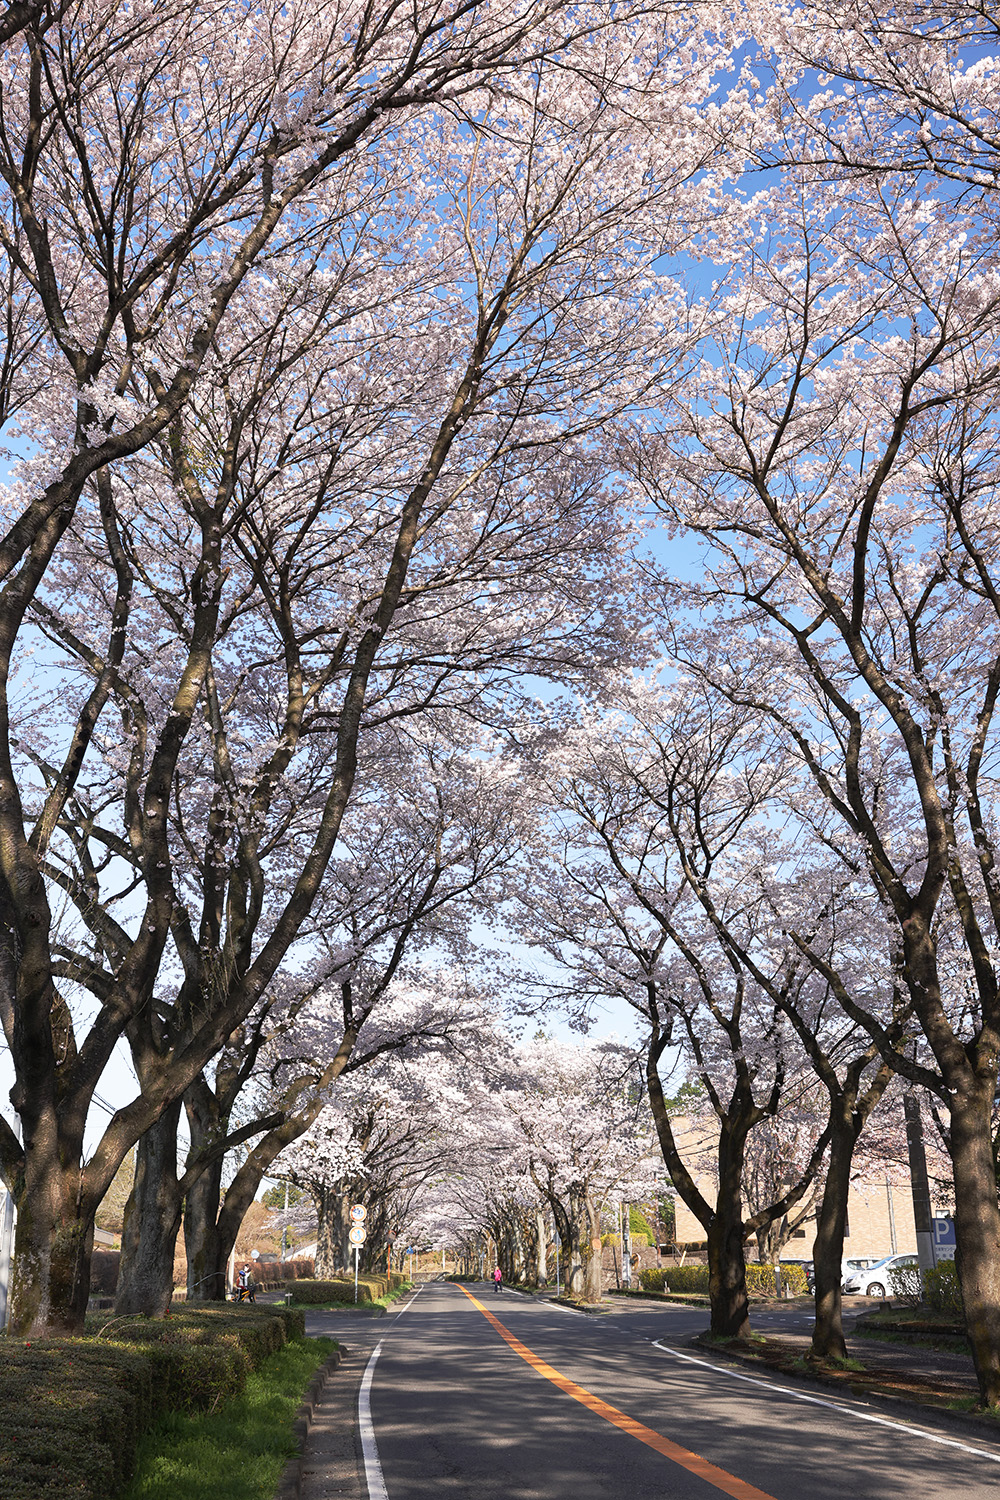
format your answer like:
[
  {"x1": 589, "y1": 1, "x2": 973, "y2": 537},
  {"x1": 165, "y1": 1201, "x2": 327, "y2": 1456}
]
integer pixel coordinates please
[{"x1": 340, "y1": 1281, "x2": 1000, "y2": 1500}]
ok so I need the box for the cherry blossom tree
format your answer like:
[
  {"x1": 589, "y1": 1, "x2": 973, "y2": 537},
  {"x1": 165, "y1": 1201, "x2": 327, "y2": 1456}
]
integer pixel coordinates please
[
  {"x1": 0, "y1": 7, "x2": 731, "y2": 1335},
  {"x1": 274, "y1": 1007, "x2": 496, "y2": 1276},
  {"x1": 518, "y1": 690, "x2": 861, "y2": 1336},
  {"x1": 112, "y1": 733, "x2": 527, "y2": 1313},
  {"x1": 631, "y1": 166, "x2": 1000, "y2": 1400}
]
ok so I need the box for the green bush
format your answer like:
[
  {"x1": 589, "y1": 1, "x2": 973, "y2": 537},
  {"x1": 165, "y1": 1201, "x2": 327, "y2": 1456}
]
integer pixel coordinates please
[
  {"x1": 291, "y1": 1276, "x2": 386, "y2": 1304},
  {"x1": 639, "y1": 1262, "x2": 807, "y2": 1297},
  {"x1": 746, "y1": 1263, "x2": 808, "y2": 1297},
  {"x1": 924, "y1": 1260, "x2": 963, "y2": 1318},
  {"x1": 640, "y1": 1265, "x2": 710, "y2": 1293},
  {"x1": 0, "y1": 1338, "x2": 152, "y2": 1497},
  {"x1": 0, "y1": 1304, "x2": 301, "y2": 1500}
]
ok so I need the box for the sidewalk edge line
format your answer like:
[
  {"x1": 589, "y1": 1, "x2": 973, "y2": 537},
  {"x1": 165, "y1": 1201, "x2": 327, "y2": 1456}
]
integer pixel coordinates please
[
  {"x1": 358, "y1": 1340, "x2": 389, "y2": 1500},
  {"x1": 651, "y1": 1342, "x2": 1000, "y2": 1465}
]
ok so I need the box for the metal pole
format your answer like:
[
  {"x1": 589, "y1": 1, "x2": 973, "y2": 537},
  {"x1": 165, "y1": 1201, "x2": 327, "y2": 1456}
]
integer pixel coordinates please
[
  {"x1": 886, "y1": 1179, "x2": 898, "y2": 1254},
  {"x1": 280, "y1": 1180, "x2": 288, "y2": 1262},
  {"x1": 354, "y1": 1244, "x2": 359, "y2": 1304}
]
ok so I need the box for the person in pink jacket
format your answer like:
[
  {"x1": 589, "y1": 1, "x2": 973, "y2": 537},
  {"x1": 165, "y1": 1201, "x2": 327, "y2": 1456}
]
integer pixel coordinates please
[{"x1": 492, "y1": 1265, "x2": 503, "y2": 1295}]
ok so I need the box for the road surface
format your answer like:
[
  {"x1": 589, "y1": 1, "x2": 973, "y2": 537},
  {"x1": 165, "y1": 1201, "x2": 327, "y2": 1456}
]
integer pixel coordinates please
[{"x1": 304, "y1": 1281, "x2": 1000, "y2": 1500}]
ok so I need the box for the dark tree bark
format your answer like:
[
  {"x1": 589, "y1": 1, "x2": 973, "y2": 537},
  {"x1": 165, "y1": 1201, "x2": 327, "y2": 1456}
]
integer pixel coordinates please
[{"x1": 114, "y1": 1102, "x2": 184, "y2": 1317}]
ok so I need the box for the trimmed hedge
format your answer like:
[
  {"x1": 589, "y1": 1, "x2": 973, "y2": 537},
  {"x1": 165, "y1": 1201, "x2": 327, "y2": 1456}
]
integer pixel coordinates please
[
  {"x1": 640, "y1": 1265, "x2": 707, "y2": 1293},
  {"x1": 639, "y1": 1262, "x2": 808, "y2": 1297},
  {"x1": 89, "y1": 1249, "x2": 121, "y2": 1295},
  {"x1": 923, "y1": 1260, "x2": 963, "y2": 1318},
  {"x1": 290, "y1": 1275, "x2": 389, "y2": 1304},
  {"x1": 275, "y1": 1257, "x2": 314, "y2": 1280},
  {"x1": 0, "y1": 1303, "x2": 302, "y2": 1500}
]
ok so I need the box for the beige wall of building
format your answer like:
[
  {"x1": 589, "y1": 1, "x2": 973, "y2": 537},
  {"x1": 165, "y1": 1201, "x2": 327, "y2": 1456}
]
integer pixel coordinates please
[{"x1": 669, "y1": 1117, "x2": 942, "y2": 1260}]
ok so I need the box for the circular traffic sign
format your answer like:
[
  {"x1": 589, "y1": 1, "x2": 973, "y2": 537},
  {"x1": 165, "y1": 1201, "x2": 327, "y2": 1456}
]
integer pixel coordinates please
[
  {"x1": 348, "y1": 1225, "x2": 367, "y2": 1246},
  {"x1": 350, "y1": 1204, "x2": 367, "y2": 1222}
]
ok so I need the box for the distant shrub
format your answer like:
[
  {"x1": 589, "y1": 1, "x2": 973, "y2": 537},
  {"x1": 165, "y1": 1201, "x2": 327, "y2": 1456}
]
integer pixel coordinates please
[
  {"x1": 746, "y1": 1263, "x2": 808, "y2": 1297},
  {"x1": 640, "y1": 1266, "x2": 710, "y2": 1293},
  {"x1": 278, "y1": 1258, "x2": 314, "y2": 1280},
  {"x1": 640, "y1": 1262, "x2": 807, "y2": 1297},
  {"x1": 89, "y1": 1250, "x2": 120, "y2": 1295},
  {"x1": 923, "y1": 1260, "x2": 963, "y2": 1318}
]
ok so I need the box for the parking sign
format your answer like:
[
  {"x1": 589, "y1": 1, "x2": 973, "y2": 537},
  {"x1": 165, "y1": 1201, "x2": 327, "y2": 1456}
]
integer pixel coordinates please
[{"x1": 932, "y1": 1216, "x2": 956, "y2": 1262}]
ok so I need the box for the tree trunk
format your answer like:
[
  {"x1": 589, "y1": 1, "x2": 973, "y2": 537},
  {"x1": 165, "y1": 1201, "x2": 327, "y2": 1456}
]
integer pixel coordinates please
[
  {"x1": 536, "y1": 1210, "x2": 548, "y2": 1285},
  {"x1": 314, "y1": 1184, "x2": 348, "y2": 1278},
  {"x1": 810, "y1": 1119, "x2": 854, "y2": 1361},
  {"x1": 114, "y1": 1102, "x2": 184, "y2": 1316},
  {"x1": 8, "y1": 1160, "x2": 94, "y2": 1337},
  {"x1": 565, "y1": 1184, "x2": 586, "y2": 1297},
  {"x1": 950, "y1": 1087, "x2": 1000, "y2": 1407},
  {"x1": 707, "y1": 1130, "x2": 750, "y2": 1339},
  {"x1": 582, "y1": 1187, "x2": 603, "y2": 1303},
  {"x1": 184, "y1": 1155, "x2": 226, "y2": 1301}
]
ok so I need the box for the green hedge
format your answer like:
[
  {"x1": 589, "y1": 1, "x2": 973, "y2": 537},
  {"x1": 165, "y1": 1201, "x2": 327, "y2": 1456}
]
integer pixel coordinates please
[
  {"x1": 923, "y1": 1260, "x2": 963, "y2": 1317},
  {"x1": 290, "y1": 1276, "x2": 388, "y2": 1304},
  {"x1": 640, "y1": 1265, "x2": 707, "y2": 1293},
  {"x1": 639, "y1": 1263, "x2": 808, "y2": 1297},
  {"x1": 0, "y1": 1304, "x2": 300, "y2": 1500}
]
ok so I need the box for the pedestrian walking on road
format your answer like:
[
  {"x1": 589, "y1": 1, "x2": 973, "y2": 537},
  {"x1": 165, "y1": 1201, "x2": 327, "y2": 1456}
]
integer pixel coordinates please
[{"x1": 493, "y1": 1265, "x2": 503, "y2": 1295}]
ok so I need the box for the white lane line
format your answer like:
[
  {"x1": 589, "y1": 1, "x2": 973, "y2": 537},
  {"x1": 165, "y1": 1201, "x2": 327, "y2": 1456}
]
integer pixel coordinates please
[
  {"x1": 359, "y1": 1341, "x2": 389, "y2": 1500},
  {"x1": 651, "y1": 1341, "x2": 1000, "y2": 1465},
  {"x1": 546, "y1": 1299, "x2": 587, "y2": 1316},
  {"x1": 391, "y1": 1284, "x2": 423, "y2": 1320}
]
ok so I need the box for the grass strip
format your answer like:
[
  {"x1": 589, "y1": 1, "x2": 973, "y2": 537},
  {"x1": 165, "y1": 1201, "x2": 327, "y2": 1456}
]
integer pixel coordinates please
[{"x1": 122, "y1": 1335, "x2": 336, "y2": 1500}]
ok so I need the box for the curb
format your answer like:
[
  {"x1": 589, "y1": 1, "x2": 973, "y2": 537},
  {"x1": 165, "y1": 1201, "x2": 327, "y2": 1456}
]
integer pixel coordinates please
[
  {"x1": 688, "y1": 1338, "x2": 1000, "y2": 1445},
  {"x1": 274, "y1": 1347, "x2": 343, "y2": 1500},
  {"x1": 544, "y1": 1296, "x2": 613, "y2": 1314}
]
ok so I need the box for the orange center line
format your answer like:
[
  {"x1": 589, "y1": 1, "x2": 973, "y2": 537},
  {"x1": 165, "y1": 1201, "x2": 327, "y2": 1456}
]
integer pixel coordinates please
[{"x1": 457, "y1": 1284, "x2": 780, "y2": 1500}]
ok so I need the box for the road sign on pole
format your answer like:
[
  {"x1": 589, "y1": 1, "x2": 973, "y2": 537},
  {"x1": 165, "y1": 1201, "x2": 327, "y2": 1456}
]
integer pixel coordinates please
[
  {"x1": 932, "y1": 1216, "x2": 956, "y2": 1262},
  {"x1": 350, "y1": 1204, "x2": 367, "y2": 1223},
  {"x1": 348, "y1": 1225, "x2": 367, "y2": 1246}
]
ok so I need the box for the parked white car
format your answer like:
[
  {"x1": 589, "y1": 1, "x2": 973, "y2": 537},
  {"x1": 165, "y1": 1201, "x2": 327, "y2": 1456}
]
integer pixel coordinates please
[{"x1": 842, "y1": 1253, "x2": 918, "y2": 1297}]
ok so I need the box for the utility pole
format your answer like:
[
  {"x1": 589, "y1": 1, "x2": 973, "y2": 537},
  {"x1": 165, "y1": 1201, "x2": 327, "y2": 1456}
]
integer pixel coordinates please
[
  {"x1": 622, "y1": 1202, "x2": 632, "y2": 1290},
  {"x1": 904, "y1": 1089, "x2": 936, "y2": 1275},
  {"x1": 280, "y1": 1180, "x2": 289, "y2": 1262}
]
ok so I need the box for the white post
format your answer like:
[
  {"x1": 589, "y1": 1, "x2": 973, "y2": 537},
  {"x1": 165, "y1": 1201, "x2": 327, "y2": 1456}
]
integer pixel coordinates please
[
  {"x1": 227, "y1": 1244, "x2": 236, "y2": 1297},
  {"x1": 622, "y1": 1202, "x2": 632, "y2": 1290},
  {"x1": 354, "y1": 1244, "x2": 359, "y2": 1304},
  {"x1": 0, "y1": 1186, "x2": 15, "y2": 1328}
]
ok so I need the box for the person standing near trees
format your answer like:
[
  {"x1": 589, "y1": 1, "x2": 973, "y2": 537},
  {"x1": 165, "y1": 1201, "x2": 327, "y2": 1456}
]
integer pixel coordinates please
[{"x1": 493, "y1": 1265, "x2": 503, "y2": 1295}]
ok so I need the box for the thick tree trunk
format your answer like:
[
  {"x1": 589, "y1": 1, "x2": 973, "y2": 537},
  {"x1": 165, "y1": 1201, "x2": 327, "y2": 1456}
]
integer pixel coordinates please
[
  {"x1": 314, "y1": 1184, "x2": 349, "y2": 1278},
  {"x1": 810, "y1": 1121, "x2": 855, "y2": 1361},
  {"x1": 8, "y1": 1159, "x2": 94, "y2": 1337},
  {"x1": 115, "y1": 1102, "x2": 184, "y2": 1316},
  {"x1": 950, "y1": 1088, "x2": 1000, "y2": 1407},
  {"x1": 565, "y1": 1185, "x2": 586, "y2": 1297},
  {"x1": 708, "y1": 1131, "x2": 750, "y2": 1339},
  {"x1": 184, "y1": 1155, "x2": 226, "y2": 1301}
]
